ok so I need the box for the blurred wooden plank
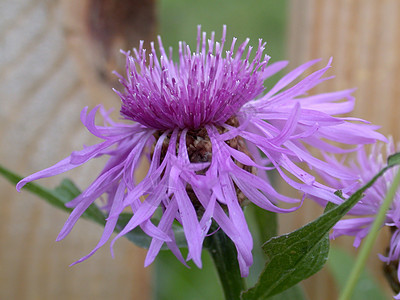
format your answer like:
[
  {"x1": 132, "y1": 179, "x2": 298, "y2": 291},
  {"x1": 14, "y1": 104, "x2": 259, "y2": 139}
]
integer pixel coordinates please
[
  {"x1": 284, "y1": 0, "x2": 400, "y2": 299},
  {"x1": 0, "y1": 0, "x2": 155, "y2": 299},
  {"x1": 61, "y1": 0, "x2": 156, "y2": 107}
]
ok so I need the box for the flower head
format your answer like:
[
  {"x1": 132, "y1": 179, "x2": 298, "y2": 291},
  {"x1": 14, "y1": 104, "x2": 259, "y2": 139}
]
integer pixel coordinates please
[
  {"x1": 115, "y1": 25, "x2": 268, "y2": 130},
  {"x1": 17, "y1": 26, "x2": 385, "y2": 276},
  {"x1": 315, "y1": 139, "x2": 400, "y2": 298}
]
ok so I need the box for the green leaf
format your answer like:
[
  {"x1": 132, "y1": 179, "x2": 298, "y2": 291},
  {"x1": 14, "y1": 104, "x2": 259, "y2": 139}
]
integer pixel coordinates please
[
  {"x1": 245, "y1": 228, "x2": 329, "y2": 300},
  {"x1": 328, "y1": 247, "x2": 387, "y2": 300},
  {"x1": 250, "y1": 204, "x2": 307, "y2": 300},
  {"x1": 241, "y1": 153, "x2": 400, "y2": 300},
  {"x1": 0, "y1": 165, "x2": 73, "y2": 214},
  {"x1": 388, "y1": 152, "x2": 400, "y2": 166},
  {"x1": 0, "y1": 164, "x2": 187, "y2": 249}
]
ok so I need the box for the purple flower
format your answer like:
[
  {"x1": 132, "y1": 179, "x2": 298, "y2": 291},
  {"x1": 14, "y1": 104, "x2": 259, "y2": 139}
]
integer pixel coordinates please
[
  {"x1": 17, "y1": 26, "x2": 385, "y2": 276},
  {"x1": 316, "y1": 139, "x2": 400, "y2": 298}
]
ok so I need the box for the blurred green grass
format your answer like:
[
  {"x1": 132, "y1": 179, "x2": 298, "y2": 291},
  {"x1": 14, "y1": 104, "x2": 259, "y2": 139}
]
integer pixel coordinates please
[{"x1": 154, "y1": 1, "x2": 288, "y2": 299}]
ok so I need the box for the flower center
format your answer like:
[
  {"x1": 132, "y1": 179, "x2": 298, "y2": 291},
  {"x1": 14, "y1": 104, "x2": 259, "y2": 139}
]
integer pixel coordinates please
[{"x1": 153, "y1": 116, "x2": 256, "y2": 209}]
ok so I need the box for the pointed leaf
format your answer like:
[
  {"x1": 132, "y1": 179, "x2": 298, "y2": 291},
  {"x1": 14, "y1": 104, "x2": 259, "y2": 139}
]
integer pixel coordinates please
[
  {"x1": 388, "y1": 152, "x2": 400, "y2": 166},
  {"x1": 0, "y1": 165, "x2": 73, "y2": 213}
]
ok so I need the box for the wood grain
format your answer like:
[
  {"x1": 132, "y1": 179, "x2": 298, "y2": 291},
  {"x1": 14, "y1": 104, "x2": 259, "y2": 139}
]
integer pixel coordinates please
[
  {"x1": 61, "y1": 0, "x2": 156, "y2": 107},
  {"x1": 283, "y1": 0, "x2": 400, "y2": 299},
  {"x1": 0, "y1": 0, "x2": 154, "y2": 299}
]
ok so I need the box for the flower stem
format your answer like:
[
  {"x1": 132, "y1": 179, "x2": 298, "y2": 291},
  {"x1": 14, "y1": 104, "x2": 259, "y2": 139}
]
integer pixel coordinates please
[
  {"x1": 339, "y1": 168, "x2": 400, "y2": 300},
  {"x1": 205, "y1": 224, "x2": 246, "y2": 300}
]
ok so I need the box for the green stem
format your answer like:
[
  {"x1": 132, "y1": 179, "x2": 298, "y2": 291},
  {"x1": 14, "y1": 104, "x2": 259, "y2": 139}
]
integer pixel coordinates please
[
  {"x1": 339, "y1": 168, "x2": 400, "y2": 300},
  {"x1": 205, "y1": 224, "x2": 246, "y2": 300}
]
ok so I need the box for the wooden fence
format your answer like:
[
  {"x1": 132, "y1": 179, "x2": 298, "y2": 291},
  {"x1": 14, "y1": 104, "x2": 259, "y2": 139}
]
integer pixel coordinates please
[{"x1": 0, "y1": 1, "x2": 154, "y2": 299}]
